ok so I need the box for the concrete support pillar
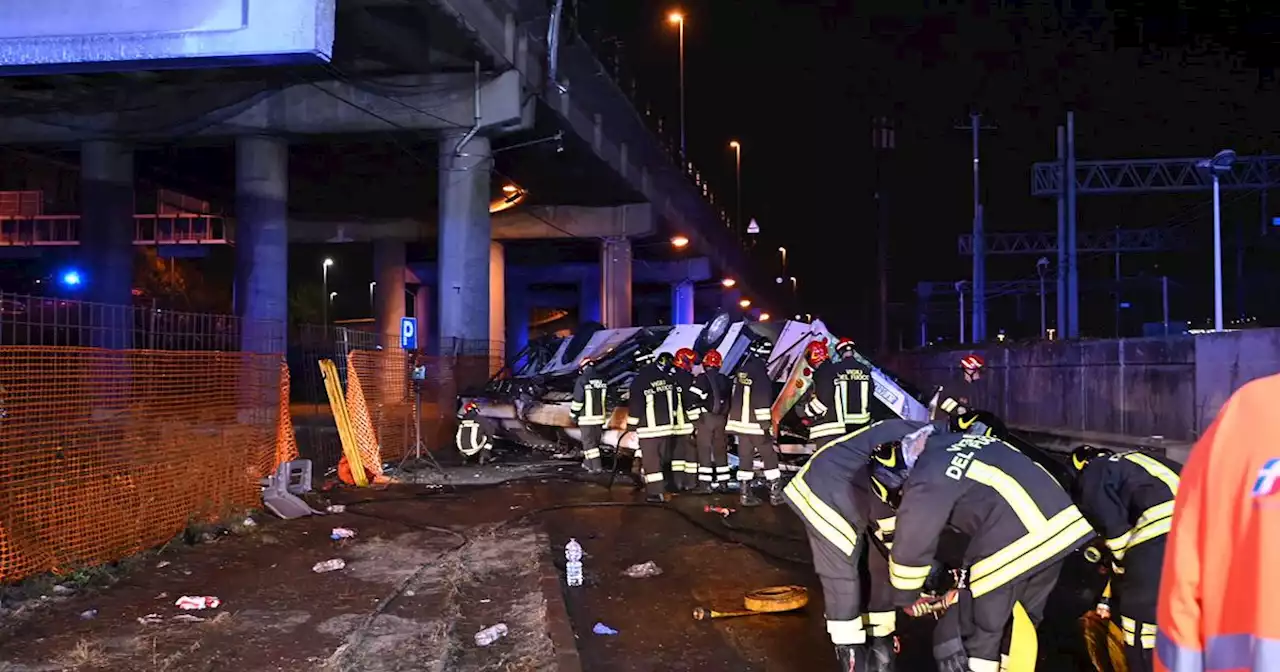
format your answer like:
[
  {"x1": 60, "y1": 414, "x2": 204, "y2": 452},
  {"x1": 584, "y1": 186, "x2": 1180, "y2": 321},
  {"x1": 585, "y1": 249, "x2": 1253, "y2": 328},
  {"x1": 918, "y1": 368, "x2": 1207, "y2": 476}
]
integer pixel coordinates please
[
  {"x1": 437, "y1": 133, "x2": 492, "y2": 356},
  {"x1": 233, "y1": 135, "x2": 289, "y2": 354},
  {"x1": 413, "y1": 284, "x2": 431, "y2": 354},
  {"x1": 579, "y1": 269, "x2": 602, "y2": 324},
  {"x1": 373, "y1": 239, "x2": 406, "y2": 348},
  {"x1": 601, "y1": 236, "x2": 632, "y2": 328},
  {"x1": 489, "y1": 241, "x2": 505, "y2": 374},
  {"x1": 506, "y1": 281, "x2": 529, "y2": 363},
  {"x1": 671, "y1": 280, "x2": 695, "y2": 325},
  {"x1": 80, "y1": 140, "x2": 135, "y2": 348}
]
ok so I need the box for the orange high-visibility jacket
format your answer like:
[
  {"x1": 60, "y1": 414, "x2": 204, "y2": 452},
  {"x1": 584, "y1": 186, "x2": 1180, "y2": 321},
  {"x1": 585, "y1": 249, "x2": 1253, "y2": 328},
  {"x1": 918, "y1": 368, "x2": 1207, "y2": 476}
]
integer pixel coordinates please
[{"x1": 1156, "y1": 373, "x2": 1280, "y2": 671}]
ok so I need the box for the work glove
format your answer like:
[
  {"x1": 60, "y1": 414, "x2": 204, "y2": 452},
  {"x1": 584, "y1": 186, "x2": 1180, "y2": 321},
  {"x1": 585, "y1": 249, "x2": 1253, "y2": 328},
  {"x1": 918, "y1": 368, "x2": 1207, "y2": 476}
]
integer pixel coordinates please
[{"x1": 905, "y1": 589, "x2": 958, "y2": 618}]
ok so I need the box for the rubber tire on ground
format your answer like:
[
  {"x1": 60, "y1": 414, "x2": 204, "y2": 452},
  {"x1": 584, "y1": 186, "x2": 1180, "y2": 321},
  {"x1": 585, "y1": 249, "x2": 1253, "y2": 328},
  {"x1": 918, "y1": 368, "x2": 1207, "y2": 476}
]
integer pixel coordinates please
[
  {"x1": 562, "y1": 321, "x2": 604, "y2": 365},
  {"x1": 742, "y1": 585, "x2": 809, "y2": 613}
]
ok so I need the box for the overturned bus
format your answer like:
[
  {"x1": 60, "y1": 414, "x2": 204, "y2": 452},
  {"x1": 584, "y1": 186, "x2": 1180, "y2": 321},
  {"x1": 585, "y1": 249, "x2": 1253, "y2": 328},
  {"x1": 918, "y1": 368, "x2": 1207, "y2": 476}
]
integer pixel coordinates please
[{"x1": 460, "y1": 313, "x2": 939, "y2": 470}]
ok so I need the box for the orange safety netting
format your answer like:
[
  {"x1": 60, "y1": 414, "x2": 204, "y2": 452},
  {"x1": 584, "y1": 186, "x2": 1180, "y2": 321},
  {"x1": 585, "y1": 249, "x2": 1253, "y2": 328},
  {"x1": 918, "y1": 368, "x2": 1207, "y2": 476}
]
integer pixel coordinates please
[
  {"x1": 0, "y1": 347, "x2": 295, "y2": 584},
  {"x1": 343, "y1": 349, "x2": 410, "y2": 471}
]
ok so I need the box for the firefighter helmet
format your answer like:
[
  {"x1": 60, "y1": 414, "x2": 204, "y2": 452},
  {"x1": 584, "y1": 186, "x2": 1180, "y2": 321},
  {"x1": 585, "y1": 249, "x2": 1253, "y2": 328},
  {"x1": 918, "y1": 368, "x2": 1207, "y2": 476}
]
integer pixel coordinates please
[
  {"x1": 578, "y1": 356, "x2": 595, "y2": 372},
  {"x1": 654, "y1": 351, "x2": 675, "y2": 372},
  {"x1": 834, "y1": 338, "x2": 857, "y2": 357},
  {"x1": 948, "y1": 409, "x2": 1005, "y2": 437},
  {"x1": 869, "y1": 441, "x2": 907, "y2": 508},
  {"x1": 460, "y1": 400, "x2": 479, "y2": 417},
  {"x1": 804, "y1": 340, "x2": 830, "y2": 367},
  {"x1": 674, "y1": 347, "x2": 697, "y2": 371},
  {"x1": 703, "y1": 349, "x2": 723, "y2": 368},
  {"x1": 1071, "y1": 444, "x2": 1113, "y2": 471},
  {"x1": 748, "y1": 337, "x2": 773, "y2": 358}
]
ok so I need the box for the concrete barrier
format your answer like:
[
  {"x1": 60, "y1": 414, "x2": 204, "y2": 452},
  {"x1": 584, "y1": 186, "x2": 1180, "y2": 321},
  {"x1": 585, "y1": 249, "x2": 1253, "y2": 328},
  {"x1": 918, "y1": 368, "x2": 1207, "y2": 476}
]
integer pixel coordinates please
[{"x1": 887, "y1": 328, "x2": 1280, "y2": 444}]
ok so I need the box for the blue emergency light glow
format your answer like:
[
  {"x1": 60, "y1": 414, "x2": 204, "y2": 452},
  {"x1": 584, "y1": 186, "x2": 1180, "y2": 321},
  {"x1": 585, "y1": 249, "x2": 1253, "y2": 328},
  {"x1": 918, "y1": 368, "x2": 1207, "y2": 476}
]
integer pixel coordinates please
[{"x1": 61, "y1": 270, "x2": 82, "y2": 286}]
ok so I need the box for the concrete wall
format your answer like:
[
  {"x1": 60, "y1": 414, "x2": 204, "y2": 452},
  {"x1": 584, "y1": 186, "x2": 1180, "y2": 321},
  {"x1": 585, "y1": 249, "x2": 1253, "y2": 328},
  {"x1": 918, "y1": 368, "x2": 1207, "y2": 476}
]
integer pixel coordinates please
[{"x1": 887, "y1": 328, "x2": 1280, "y2": 442}]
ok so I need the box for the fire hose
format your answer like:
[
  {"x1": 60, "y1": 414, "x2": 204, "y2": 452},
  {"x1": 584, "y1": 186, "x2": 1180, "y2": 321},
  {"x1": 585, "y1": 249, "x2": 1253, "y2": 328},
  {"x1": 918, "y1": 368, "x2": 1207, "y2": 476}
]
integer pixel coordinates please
[{"x1": 692, "y1": 585, "x2": 810, "y2": 620}]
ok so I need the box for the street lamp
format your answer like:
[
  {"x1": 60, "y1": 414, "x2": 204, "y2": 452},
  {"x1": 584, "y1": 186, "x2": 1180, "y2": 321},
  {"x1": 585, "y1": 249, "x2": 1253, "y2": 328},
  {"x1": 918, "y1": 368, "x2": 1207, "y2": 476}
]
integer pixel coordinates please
[
  {"x1": 721, "y1": 277, "x2": 736, "y2": 288},
  {"x1": 671, "y1": 234, "x2": 690, "y2": 248},
  {"x1": 1196, "y1": 149, "x2": 1236, "y2": 332},
  {"x1": 322, "y1": 258, "x2": 335, "y2": 326},
  {"x1": 778, "y1": 246, "x2": 787, "y2": 273},
  {"x1": 1036, "y1": 258, "x2": 1049, "y2": 338},
  {"x1": 667, "y1": 11, "x2": 686, "y2": 161},
  {"x1": 758, "y1": 312, "x2": 771, "y2": 322},
  {"x1": 788, "y1": 276, "x2": 797, "y2": 292},
  {"x1": 729, "y1": 140, "x2": 742, "y2": 235},
  {"x1": 739, "y1": 298, "x2": 751, "y2": 309},
  {"x1": 369, "y1": 281, "x2": 377, "y2": 314}
]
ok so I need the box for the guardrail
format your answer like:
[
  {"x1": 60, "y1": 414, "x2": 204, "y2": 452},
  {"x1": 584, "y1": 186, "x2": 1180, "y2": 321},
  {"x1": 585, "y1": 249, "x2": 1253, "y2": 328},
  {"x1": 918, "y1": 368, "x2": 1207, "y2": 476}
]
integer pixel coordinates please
[{"x1": 0, "y1": 214, "x2": 231, "y2": 246}]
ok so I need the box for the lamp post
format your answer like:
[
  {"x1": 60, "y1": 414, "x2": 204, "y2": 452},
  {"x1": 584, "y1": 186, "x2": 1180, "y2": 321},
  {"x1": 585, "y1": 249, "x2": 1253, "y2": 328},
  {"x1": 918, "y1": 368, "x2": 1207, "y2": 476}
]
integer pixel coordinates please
[
  {"x1": 667, "y1": 11, "x2": 686, "y2": 161},
  {"x1": 369, "y1": 281, "x2": 376, "y2": 314},
  {"x1": 1197, "y1": 149, "x2": 1236, "y2": 332},
  {"x1": 1036, "y1": 257, "x2": 1049, "y2": 339},
  {"x1": 729, "y1": 140, "x2": 742, "y2": 234},
  {"x1": 778, "y1": 246, "x2": 787, "y2": 274},
  {"x1": 322, "y1": 258, "x2": 334, "y2": 326}
]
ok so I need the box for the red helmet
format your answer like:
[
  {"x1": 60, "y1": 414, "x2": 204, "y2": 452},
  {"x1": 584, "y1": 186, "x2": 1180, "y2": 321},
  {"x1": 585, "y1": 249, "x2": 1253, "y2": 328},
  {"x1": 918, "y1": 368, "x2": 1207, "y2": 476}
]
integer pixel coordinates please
[
  {"x1": 461, "y1": 401, "x2": 479, "y2": 415},
  {"x1": 804, "y1": 340, "x2": 830, "y2": 367},
  {"x1": 834, "y1": 338, "x2": 856, "y2": 356},
  {"x1": 674, "y1": 347, "x2": 697, "y2": 371},
  {"x1": 702, "y1": 349, "x2": 723, "y2": 368}
]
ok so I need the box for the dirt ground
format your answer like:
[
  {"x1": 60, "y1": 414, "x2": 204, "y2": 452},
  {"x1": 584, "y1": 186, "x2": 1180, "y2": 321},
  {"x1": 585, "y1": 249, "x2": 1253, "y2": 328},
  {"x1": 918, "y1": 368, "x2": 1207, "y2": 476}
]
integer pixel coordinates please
[{"x1": 0, "y1": 458, "x2": 1107, "y2": 672}]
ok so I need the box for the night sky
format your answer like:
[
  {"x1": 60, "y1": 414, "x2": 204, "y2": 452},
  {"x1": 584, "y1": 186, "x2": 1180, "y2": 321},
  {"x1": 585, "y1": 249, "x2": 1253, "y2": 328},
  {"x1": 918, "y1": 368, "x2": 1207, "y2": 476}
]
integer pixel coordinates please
[{"x1": 585, "y1": 0, "x2": 1280, "y2": 346}]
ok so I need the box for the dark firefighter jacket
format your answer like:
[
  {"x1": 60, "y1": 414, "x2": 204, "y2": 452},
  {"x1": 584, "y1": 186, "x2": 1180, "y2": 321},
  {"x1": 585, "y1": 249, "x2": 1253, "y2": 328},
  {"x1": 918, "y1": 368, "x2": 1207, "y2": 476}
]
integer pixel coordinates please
[
  {"x1": 671, "y1": 368, "x2": 696, "y2": 436},
  {"x1": 456, "y1": 407, "x2": 496, "y2": 456},
  {"x1": 1074, "y1": 450, "x2": 1180, "y2": 569},
  {"x1": 888, "y1": 432, "x2": 1096, "y2": 599},
  {"x1": 783, "y1": 419, "x2": 925, "y2": 556},
  {"x1": 689, "y1": 368, "x2": 731, "y2": 417},
  {"x1": 570, "y1": 370, "x2": 609, "y2": 427},
  {"x1": 726, "y1": 355, "x2": 774, "y2": 436},
  {"x1": 626, "y1": 364, "x2": 680, "y2": 439},
  {"x1": 801, "y1": 356, "x2": 874, "y2": 439}
]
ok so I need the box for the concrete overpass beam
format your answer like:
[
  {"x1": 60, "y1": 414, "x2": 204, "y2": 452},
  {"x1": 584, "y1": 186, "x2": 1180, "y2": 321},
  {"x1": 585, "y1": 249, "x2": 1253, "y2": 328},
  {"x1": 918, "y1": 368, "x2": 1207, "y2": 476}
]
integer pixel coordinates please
[
  {"x1": 671, "y1": 280, "x2": 695, "y2": 325},
  {"x1": 437, "y1": 133, "x2": 492, "y2": 355},
  {"x1": 80, "y1": 140, "x2": 134, "y2": 346},
  {"x1": 374, "y1": 239, "x2": 406, "y2": 348},
  {"x1": 233, "y1": 135, "x2": 289, "y2": 354},
  {"x1": 489, "y1": 240, "x2": 505, "y2": 372},
  {"x1": 601, "y1": 237, "x2": 632, "y2": 328},
  {"x1": 491, "y1": 203, "x2": 653, "y2": 240}
]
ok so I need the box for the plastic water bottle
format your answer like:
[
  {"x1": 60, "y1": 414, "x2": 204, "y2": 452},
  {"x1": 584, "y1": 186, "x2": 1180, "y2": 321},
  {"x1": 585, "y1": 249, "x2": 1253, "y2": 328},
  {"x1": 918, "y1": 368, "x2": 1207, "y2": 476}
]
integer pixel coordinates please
[
  {"x1": 474, "y1": 623, "x2": 509, "y2": 646},
  {"x1": 565, "y1": 538, "x2": 583, "y2": 586}
]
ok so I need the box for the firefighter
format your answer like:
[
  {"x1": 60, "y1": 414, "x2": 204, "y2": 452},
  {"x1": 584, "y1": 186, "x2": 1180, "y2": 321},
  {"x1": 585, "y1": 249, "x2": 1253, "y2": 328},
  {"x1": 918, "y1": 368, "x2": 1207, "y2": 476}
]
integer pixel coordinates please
[
  {"x1": 800, "y1": 338, "x2": 874, "y2": 441},
  {"x1": 1070, "y1": 444, "x2": 1180, "y2": 672},
  {"x1": 1156, "y1": 373, "x2": 1280, "y2": 672},
  {"x1": 689, "y1": 348, "x2": 732, "y2": 492},
  {"x1": 728, "y1": 336, "x2": 782, "y2": 507},
  {"x1": 859, "y1": 471, "x2": 905, "y2": 672},
  {"x1": 570, "y1": 357, "x2": 608, "y2": 473},
  {"x1": 627, "y1": 351, "x2": 679, "y2": 503},
  {"x1": 671, "y1": 347, "x2": 700, "y2": 491},
  {"x1": 871, "y1": 424, "x2": 1095, "y2": 672},
  {"x1": 782, "y1": 418, "x2": 925, "y2": 671},
  {"x1": 455, "y1": 401, "x2": 496, "y2": 465}
]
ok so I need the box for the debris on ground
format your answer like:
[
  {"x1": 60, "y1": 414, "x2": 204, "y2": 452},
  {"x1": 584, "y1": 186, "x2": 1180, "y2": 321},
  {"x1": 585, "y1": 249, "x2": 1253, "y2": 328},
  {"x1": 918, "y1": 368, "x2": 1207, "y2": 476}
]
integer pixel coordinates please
[
  {"x1": 473, "y1": 623, "x2": 509, "y2": 646},
  {"x1": 78, "y1": 609, "x2": 98, "y2": 620},
  {"x1": 622, "y1": 561, "x2": 663, "y2": 578},
  {"x1": 175, "y1": 596, "x2": 220, "y2": 610},
  {"x1": 312, "y1": 559, "x2": 346, "y2": 573},
  {"x1": 704, "y1": 505, "x2": 736, "y2": 517},
  {"x1": 593, "y1": 622, "x2": 618, "y2": 635},
  {"x1": 137, "y1": 613, "x2": 164, "y2": 625},
  {"x1": 330, "y1": 527, "x2": 357, "y2": 541},
  {"x1": 326, "y1": 504, "x2": 347, "y2": 513}
]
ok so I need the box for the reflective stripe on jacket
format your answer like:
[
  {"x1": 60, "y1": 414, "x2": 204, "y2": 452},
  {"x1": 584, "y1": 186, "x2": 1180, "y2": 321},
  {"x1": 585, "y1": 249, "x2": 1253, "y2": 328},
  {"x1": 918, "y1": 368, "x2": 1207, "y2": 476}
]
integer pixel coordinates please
[{"x1": 1156, "y1": 373, "x2": 1280, "y2": 672}]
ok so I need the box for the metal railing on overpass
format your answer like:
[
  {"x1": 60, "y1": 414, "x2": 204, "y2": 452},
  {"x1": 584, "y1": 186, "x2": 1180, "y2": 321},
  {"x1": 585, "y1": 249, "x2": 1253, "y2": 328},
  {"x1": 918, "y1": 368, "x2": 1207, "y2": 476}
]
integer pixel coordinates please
[{"x1": 0, "y1": 213, "x2": 231, "y2": 247}]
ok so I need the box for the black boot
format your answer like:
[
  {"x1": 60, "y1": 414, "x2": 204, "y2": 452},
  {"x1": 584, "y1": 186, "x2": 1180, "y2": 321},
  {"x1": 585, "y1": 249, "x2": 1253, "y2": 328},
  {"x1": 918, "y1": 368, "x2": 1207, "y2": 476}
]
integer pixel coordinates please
[
  {"x1": 691, "y1": 481, "x2": 713, "y2": 495},
  {"x1": 645, "y1": 492, "x2": 666, "y2": 504},
  {"x1": 768, "y1": 479, "x2": 785, "y2": 505},
  {"x1": 834, "y1": 644, "x2": 867, "y2": 672},
  {"x1": 739, "y1": 481, "x2": 762, "y2": 507},
  {"x1": 866, "y1": 635, "x2": 896, "y2": 672}
]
